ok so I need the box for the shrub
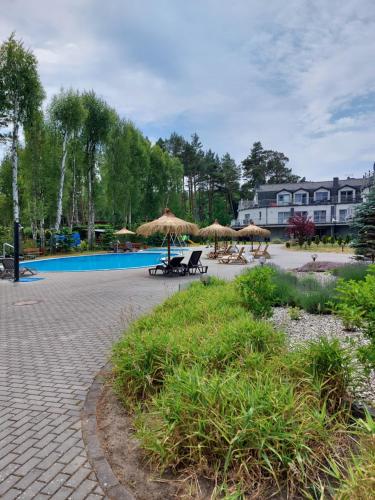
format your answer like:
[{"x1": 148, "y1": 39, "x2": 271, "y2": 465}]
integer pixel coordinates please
[
  {"x1": 270, "y1": 267, "x2": 335, "y2": 313},
  {"x1": 136, "y1": 365, "x2": 338, "y2": 494},
  {"x1": 288, "y1": 306, "x2": 302, "y2": 320},
  {"x1": 322, "y1": 235, "x2": 329, "y2": 245},
  {"x1": 303, "y1": 337, "x2": 352, "y2": 408},
  {"x1": 236, "y1": 266, "x2": 276, "y2": 318},
  {"x1": 333, "y1": 269, "x2": 375, "y2": 339},
  {"x1": 112, "y1": 280, "x2": 284, "y2": 402},
  {"x1": 314, "y1": 235, "x2": 321, "y2": 246},
  {"x1": 271, "y1": 238, "x2": 283, "y2": 244},
  {"x1": 331, "y1": 263, "x2": 370, "y2": 282},
  {"x1": 285, "y1": 241, "x2": 291, "y2": 248}
]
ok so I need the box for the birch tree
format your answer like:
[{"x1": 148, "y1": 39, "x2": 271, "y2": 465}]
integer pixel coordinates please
[
  {"x1": 0, "y1": 33, "x2": 44, "y2": 222},
  {"x1": 81, "y1": 91, "x2": 113, "y2": 249},
  {"x1": 49, "y1": 89, "x2": 85, "y2": 231}
]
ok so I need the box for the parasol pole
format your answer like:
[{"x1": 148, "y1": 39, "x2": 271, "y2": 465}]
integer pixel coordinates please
[{"x1": 168, "y1": 233, "x2": 171, "y2": 263}]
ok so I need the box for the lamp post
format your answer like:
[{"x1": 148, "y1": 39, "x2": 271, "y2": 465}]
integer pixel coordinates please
[
  {"x1": 332, "y1": 217, "x2": 337, "y2": 238},
  {"x1": 14, "y1": 221, "x2": 20, "y2": 282}
]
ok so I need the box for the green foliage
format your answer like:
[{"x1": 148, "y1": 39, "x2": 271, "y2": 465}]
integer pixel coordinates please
[
  {"x1": 0, "y1": 225, "x2": 12, "y2": 250},
  {"x1": 314, "y1": 235, "x2": 320, "y2": 246},
  {"x1": 112, "y1": 280, "x2": 358, "y2": 496},
  {"x1": 322, "y1": 235, "x2": 329, "y2": 245},
  {"x1": 333, "y1": 269, "x2": 375, "y2": 339},
  {"x1": 351, "y1": 187, "x2": 375, "y2": 262},
  {"x1": 303, "y1": 337, "x2": 352, "y2": 407},
  {"x1": 331, "y1": 263, "x2": 370, "y2": 281},
  {"x1": 0, "y1": 32, "x2": 44, "y2": 129},
  {"x1": 112, "y1": 280, "x2": 283, "y2": 402},
  {"x1": 288, "y1": 306, "x2": 302, "y2": 320},
  {"x1": 236, "y1": 266, "x2": 276, "y2": 318},
  {"x1": 271, "y1": 267, "x2": 335, "y2": 313}
]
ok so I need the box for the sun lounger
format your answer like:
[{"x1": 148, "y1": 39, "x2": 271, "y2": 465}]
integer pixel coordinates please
[
  {"x1": 182, "y1": 250, "x2": 208, "y2": 274},
  {"x1": 1, "y1": 258, "x2": 37, "y2": 279},
  {"x1": 148, "y1": 256, "x2": 185, "y2": 276},
  {"x1": 218, "y1": 247, "x2": 248, "y2": 264},
  {"x1": 253, "y1": 244, "x2": 271, "y2": 259}
]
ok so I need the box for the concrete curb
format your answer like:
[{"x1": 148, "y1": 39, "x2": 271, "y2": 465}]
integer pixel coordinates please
[{"x1": 81, "y1": 365, "x2": 135, "y2": 500}]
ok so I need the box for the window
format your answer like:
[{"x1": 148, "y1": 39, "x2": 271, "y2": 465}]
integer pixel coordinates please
[
  {"x1": 277, "y1": 193, "x2": 291, "y2": 205},
  {"x1": 295, "y1": 211, "x2": 308, "y2": 218},
  {"x1": 314, "y1": 210, "x2": 326, "y2": 223},
  {"x1": 315, "y1": 190, "x2": 329, "y2": 202},
  {"x1": 278, "y1": 211, "x2": 291, "y2": 224},
  {"x1": 294, "y1": 192, "x2": 308, "y2": 205},
  {"x1": 339, "y1": 209, "x2": 347, "y2": 222},
  {"x1": 259, "y1": 211, "x2": 262, "y2": 220},
  {"x1": 340, "y1": 190, "x2": 354, "y2": 203}
]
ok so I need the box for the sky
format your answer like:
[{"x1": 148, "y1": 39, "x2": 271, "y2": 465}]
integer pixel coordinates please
[{"x1": 1, "y1": 0, "x2": 375, "y2": 180}]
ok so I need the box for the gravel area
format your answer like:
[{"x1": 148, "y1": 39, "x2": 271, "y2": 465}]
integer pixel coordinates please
[{"x1": 271, "y1": 307, "x2": 375, "y2": 406}]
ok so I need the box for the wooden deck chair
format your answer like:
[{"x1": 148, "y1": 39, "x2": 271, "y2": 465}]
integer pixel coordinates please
[
  {"x1": 218, "y1": 247, "x2": 248, "y2": 264},
  {"x1": 253, "y1": 244, "x2": 271, "y2": 259}
]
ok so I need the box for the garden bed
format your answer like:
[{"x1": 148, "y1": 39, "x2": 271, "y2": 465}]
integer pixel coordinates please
[{"x1": 97, "y1": 274, "x2": 375, "y2": 498}]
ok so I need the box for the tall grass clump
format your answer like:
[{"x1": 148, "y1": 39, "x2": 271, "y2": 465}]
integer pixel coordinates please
[
  {"x1": 302, "y1": 338, "x2": 352, "y2": 409},
  {"x1": 236, "y1": 266, "x2": 276, "y2": 318},
  {"x1": 331, "y1": 263, "x2": 370, "y2": 281},
  {"x1": 112, "y1": 279, "x2": 284, "y2": 403},
  {"x1": 111, "y1": 279, "x2": 364, "y2": 497}
]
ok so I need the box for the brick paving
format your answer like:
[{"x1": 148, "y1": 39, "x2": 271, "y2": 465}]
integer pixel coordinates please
[{"x1": 0, "y1": 246, "x2": 352, "y2": 499}]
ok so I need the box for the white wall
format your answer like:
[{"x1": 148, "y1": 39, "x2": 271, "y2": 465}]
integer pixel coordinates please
[{"x1": 237, "y1": 202, "x2": 361, "y2": 226}]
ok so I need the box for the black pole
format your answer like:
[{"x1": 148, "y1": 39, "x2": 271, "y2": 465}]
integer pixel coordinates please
[{"x1": 14, "y1": 221, "x2": 20, "y2": 282}]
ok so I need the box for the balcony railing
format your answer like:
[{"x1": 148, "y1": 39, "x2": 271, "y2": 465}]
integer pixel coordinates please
[{"x1": 239, "y1": 196, "x2": 363, "y2": 209}]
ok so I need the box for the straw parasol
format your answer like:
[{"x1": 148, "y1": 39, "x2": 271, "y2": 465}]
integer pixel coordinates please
[
  {"x1": 237, "y1": 224, "x2": 271, "y2": 250},
  {"x1": 114, "y1": 227, "x2": 135, "y2": 236},
  {"x1": 136, "y1": 208, "x2": 199, "y2": 263},
  {"x1": 199, "y1": 220, "x2": 237, "y2": 256}
]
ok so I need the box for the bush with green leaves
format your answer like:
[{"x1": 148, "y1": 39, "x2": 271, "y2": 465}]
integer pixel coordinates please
[
  {"x1": 112, "y1": 279, "x2": 360, "y2": 497},
  {"x1": 270, "y1": 266, "x2": 335, "y2": 313},
  {"x1": 235, "y1": 266, "x2": 276, "y2": 318},
  {"x1": 333, "y1": 267, "x2": 375, "y2": 338},
  {"x1": 331, "y1": 263, "x2": 370, "y2": 282}
]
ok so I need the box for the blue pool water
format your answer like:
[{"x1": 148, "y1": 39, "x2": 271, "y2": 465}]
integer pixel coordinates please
[{"x1": 24, "y1": 251, "x2": 174, "y2": 272}]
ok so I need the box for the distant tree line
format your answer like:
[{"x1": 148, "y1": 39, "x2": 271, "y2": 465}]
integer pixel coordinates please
[{"x1": 0, "y1": 33, "x2": 302, "y2": 248}]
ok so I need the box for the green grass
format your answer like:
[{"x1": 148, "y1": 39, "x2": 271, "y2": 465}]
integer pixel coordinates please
[
  {"x1": 112, "y1": 278, "x2": 370, "y2": 497},
  {"x1": 331, "y1": 263, "x2": 370, "y2": 281}
]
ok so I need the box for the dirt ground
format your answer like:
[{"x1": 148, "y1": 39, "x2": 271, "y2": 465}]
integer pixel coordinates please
[{"x1": 96, "y1": 383, "x2": 215, "y2": 500}]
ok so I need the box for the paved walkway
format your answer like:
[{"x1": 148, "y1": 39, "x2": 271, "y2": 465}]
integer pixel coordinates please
[{"x1": 0, "y1": 246, "x2": 352, "y2": 499}]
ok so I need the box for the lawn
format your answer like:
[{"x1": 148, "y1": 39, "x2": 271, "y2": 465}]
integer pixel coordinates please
[{"x1": 285, "y1": 243, "x2": 353, "y2": 254}]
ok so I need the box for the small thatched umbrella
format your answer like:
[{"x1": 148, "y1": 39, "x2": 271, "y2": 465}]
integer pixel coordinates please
[
  {"x1": 114, "y1": 227, "x2": 135, "y2": 236},
  {"x1": 199, "y1": 220, "x2": 238, "y2": 256},
  {"x1": 237, "y1": 224, "x2": 271, "y2": 250},
  {"x1": 136, "y1": 208, "x2": 199, "y2": 263}
]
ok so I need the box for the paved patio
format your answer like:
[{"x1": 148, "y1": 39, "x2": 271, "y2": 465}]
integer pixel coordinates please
[{"x1": 0, "y1": 246, "x2": 352, "y2": 499}]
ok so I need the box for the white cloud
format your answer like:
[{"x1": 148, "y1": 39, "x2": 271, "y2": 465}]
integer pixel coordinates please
[{"x1": 1, "y1": 0, "x2": 374, "y2": 179}]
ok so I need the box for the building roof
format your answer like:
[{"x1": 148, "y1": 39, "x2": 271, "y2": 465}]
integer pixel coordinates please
[{"x1": 257, "y1": 177, "x2": 367, "y2": 192}]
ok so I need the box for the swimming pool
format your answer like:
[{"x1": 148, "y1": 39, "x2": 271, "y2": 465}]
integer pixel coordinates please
[{"x1": 24, "y1": 251, "x2": 176, "y2": 272}]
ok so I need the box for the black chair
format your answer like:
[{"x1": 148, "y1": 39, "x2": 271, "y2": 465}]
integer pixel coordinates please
[
  {"x1": 182, "y1": 251, "x2": 208, "y2": 275},
  {"x1": 148, "y1": 256, "x2": 185, "y2": 276},
  {"x1": 1, "y1": 258, "x2": 37, "y2": 279}
]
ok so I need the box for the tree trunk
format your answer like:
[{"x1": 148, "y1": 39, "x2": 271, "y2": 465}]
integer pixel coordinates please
[
  {"x1": 87, "y1": 156, "x2": 95, "y2": 249},
  {"x1": 55, "y1": 132, "x2": 69, "y2": 231},
  {"x1": 11, "y1": 119, "x2": 20, "y2": 222},
  {"x1": 40, "y1": 217, "x2": 45, "y2": 249},
  {"x1": 71, "y1": 151, "x2": 78, "y2": 229}
]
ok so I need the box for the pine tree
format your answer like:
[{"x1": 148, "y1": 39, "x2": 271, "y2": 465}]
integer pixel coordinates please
[{"x1": 351, "y1": 187, "x2": 375, "y2": 262}]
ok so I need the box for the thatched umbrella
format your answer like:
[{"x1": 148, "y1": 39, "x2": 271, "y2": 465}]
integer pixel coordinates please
[
  {"x1": 237, "y1": 224, "x2": 271, "y2": 250},
  {"x1": 114, "y1": 227, "x2": 135, "y2": 236},
  {"x1": 199, "y1": 220, "x2": 237, "y2": 256},
  {"x1": 136, "y1": 208, "x2": 199, "y2": 263}
]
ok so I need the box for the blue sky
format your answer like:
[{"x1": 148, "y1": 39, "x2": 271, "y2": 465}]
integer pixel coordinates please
[{"x1": 1, "y1": 0, "x2": 375, "y2": 180}]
